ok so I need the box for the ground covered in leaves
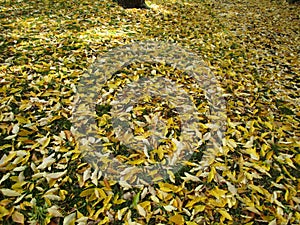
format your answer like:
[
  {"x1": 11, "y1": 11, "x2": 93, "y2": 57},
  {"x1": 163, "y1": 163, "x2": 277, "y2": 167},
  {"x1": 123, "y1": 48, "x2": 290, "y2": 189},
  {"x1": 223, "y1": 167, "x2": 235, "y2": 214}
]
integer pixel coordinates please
[{"x1": 0, "y1": 0, "x2": 299, "y2": 224}]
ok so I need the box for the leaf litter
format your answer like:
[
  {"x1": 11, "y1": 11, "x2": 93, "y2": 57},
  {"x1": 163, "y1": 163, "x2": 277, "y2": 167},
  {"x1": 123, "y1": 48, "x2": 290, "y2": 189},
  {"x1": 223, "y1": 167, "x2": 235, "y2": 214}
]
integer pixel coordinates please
[{"x1": 0, "y1": 0, "x2": 299, "y2": 224}]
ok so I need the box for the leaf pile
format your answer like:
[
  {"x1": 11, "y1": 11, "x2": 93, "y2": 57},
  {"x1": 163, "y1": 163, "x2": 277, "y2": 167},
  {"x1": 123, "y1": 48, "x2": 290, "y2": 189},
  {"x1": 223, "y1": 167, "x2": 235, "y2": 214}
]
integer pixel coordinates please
[{"x1": 0, "y1": 0, "x2": 299, "y2": 224}]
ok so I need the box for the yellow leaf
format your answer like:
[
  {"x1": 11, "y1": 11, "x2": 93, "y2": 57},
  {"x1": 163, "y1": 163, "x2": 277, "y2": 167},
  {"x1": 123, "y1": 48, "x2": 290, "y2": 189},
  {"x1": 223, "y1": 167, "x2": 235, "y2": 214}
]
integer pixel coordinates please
[
  {"x1": 285, "y1": 157, "x2": 296, "y2": 169},
  {"x1": 12, "y1": 124, "x2": 19, "y2": 134},
  {"x1": 163, "y1": 205, "x2": 177, "y2": 212},
  {"x1": 194, "y1": 205, "x2": 205, "y2": 213},
  {"x1": 117, "y1": 207, "x2": 128, "y2": 220},
  {"x1": 38, "y1": 136, "x2": 51, "y2": 150},
  {"x1": 45, "y1": 171, "x2": 67, "y2": 180},
  {"x1": 158, "y1": 182, "x2": 182, "y2": 193},
  {"x1": 150, "y1": 195, "x2": 160, "y2": 203},
  {"x1": 96, "y1": 188, "x2": 107, "y2": 200},
  {"x1": 294, "y1": 154, "x2": 300, "y2": 165},
  {"x1": 223, "y1": 138, "x2": 237, "y2": 148},
  {"x1": 282, "y1": 165, "x2": 296, "y2": 180},
  {"x1": 91, "y1": 168, "x2": 100, "y2": 186},
  {"x1": 209, "y1": 186, "x2": 227, "y2": 199},
  {"x1": 167, "y1": 170, "x2": 176, "y2": 183},
  {"x1": 98, "y1": 217, "x2": 110, "y2": 225},
  {"x1": 15, "y1": 115, "x2": 30, "y2": 124},
  {"x1": 103, "y1": 194, "x2": 113, "y2": 206},
  {"x1": 37, "y1": 153, "x2": 56, "y2": 170},
  {"x1": 2, "y1": 152, "x2": 16, "y2": 165},
  {"x1": 0, "y1": 206, "x2": 9, "y2": 219},
  {"x1": 266, "y1": 150, "x2": 274, "y2": 160},
  {"x1": 295, "y1": 211, "x2": 300, "y2": 220},
  {"x1": 80, "y1": 188, "x2": 95, "y2": 197},
  {"x1": 12, "y1": 211, "x2": 24, "y2": 224},
  {"x1": 186, "y1": 222, "x2": 198, "y2": 225},
  {"x1": 0, "y1": 173, "x2": 10, "y2": 185},
  {"x1": 268, "y1": 219, "x2": 276, "y2": 225},
  {"x1": 207, "y1": 166, "x2": 216, "y2": 182},
  {"x1": 261, "y1": 143, "x2": 269, "y2": 157},
  {"x1": 265, "y1": 121, "x2": 273, "y2": 130},
  {"x1": 244, "y1": 137, "x2": 254, "y2": 148},
  {"x1": 226, "y1": 181, "x2": 237, "y2": 195},
  {"x1": 157, "y1": 146, "x2": 165, "y2": 160},
  {"x1": 245, "y1": 206, "x2": 261, "y2": 215},
  {"x1": 169, "y1": 214, "x2": 184, "y2": 225},
  {"x1": 248, "y1": 184, "x2": 265, "y2": 195},
  {"x1": 245, "y1": 148, "x2": 260, "y2": 160},
  {"x1": 0, "y1": 144, "x2": 12, "y2": 151},
  {"x1": 47, "y1": 205, "x2": 63, "y2": 217},
  {"x1": 4, "y1": 134, "x2": 17, "y2": 140},
  {"x1": 63, "y1": 212, "x2": 76, "y2": 225},
  {"x1": 119, "y1": 180, "x2": 132, "y2": 189},
  {"x1": 185, "y1": 196, "x2": 206, "y2": 209},
  {"x1": 183, "y1": 172, "x2": 200, "y2": 182},
  {"x1": 128, "y1": 158, "x2": 145, "y2": 165},
  {"x1": 137, "y1": 204, "x2": 146, "y2": 217},
  {"x1": 218, "y1": 209, "x2": 232, "y2": 221},
  {"x1": 1, "y1": 188, "x2": 21, "y2": 197}
]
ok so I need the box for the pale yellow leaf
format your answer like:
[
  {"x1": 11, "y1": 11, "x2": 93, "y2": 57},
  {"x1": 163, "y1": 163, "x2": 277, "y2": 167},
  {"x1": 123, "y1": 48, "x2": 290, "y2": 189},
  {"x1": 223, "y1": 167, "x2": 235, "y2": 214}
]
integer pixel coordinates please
[
  {"x1": 63, "y1": 212, "x2": 76, "y2": 225},
  {"x1": 1, "y1": 188, "x2": 21, "y2": 197},
  {"x1": 0, "y1": 173, "x2": 10, "y2": 185},
  {"x1": 12, "y1": 211, "x2": 24, "y2": 224},
  {"x1": 37, "y1": 153, "x2": 56, "y2": 170},
  {"x1": 45, "y1": 171, "x2": 67, "y2": 180},
  {"x1": 137, "y1": 204, "x2": 146, "y2": 217},
  {"x1": 183, "y1": 172, "x2": 200, "y2": 182},
  {"x1": 163, "y1": 205, "x2": 177, "y2": 212},
  {"x1": 47, "y1": 205, "x2": 63, "y2": 217}
]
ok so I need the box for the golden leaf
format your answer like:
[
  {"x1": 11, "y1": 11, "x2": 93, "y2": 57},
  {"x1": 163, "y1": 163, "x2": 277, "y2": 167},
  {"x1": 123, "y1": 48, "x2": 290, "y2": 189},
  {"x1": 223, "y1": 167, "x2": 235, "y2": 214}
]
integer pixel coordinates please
[{"x1": 169, "y1": 214, "x2": 184, "y2": 225}]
